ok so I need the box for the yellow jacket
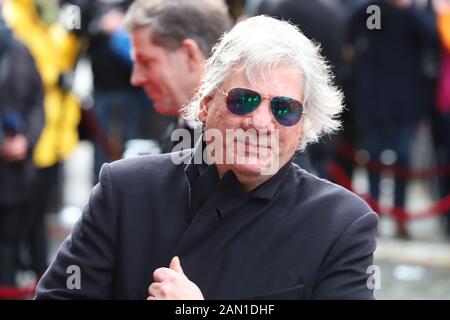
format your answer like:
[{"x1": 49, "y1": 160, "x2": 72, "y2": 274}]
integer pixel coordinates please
[
  {"x1": 3, "y1": 0, "x2": 81, "y2": 168},
  {"x1": 437, "y1": 8, "x2": 450, "y2": 53}
]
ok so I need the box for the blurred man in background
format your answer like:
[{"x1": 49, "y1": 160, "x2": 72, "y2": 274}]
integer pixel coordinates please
[
  {"x1": 65, "y1": 0, "x2": 158, "y2": 179},
  {"x1": 0, "y1": 3, "x2": 44, "y2": 286},
  {"x1": 124, "y1": 0, "x2": 232, "y2": 153}
]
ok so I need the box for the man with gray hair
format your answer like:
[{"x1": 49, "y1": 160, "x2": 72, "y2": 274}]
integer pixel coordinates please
[
  {"x1": 124, "y1": 0, "x2": 232, "y2": 152},
  {"x1": 36, "y1": 16, "x2": 377, "y2": 300}
]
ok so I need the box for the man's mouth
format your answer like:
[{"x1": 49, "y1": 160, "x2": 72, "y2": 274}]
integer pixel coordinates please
[{"x1": 235, "y1": 137, "x2": 272, "y2": 149}]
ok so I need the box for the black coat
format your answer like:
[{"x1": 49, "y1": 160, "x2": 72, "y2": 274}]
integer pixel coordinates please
[
  {"x1": 0, "y1": 39, "x2": 44, "y2": 206},
  {"x1": 36, "y1": 150, "x2": 378, "y2": 299}
]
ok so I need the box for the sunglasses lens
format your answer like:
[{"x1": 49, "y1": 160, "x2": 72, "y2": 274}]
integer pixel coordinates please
[
  {"x1": 271, "y1": 97, "x2": 303, "y2": 126},
  {"x1": 226, "y1": 88, "x2": 261, "y2": 115}
]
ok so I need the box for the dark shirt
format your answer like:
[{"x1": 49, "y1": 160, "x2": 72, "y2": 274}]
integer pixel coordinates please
[{"x1": 36, "y1": 148, "x2": 378, "y2": 299}]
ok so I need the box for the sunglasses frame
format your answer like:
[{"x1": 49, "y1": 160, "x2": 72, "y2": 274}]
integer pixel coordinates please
[{"x1": 217, "y1": 87, "x2": 306, "y2": 127}]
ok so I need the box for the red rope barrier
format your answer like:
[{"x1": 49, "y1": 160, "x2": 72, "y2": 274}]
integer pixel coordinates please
[
  {"x1": 81, "y1": 108, "x2": 121, "y2": 160},
  {"x1": 337, "y1": 141, "x2": 450, "y2": 180},
  {"x1": 329, "y1": 162, "x2": 450, "y2": 221},
  {"x1": 0, "y1": 281, "x2": 37, "y2": 300}
]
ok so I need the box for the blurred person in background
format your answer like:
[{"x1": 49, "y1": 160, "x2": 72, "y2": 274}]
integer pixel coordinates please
[
  {"x1": 3, "y1": 0, "x2": 81, "y2": 281},
  {"x1": 0, "y1": 3, "x2": 44, "y2": 287},
  {"x1": 66, "y1": 0, "x2": 161, "y2": 180},
  {"x1": 433, "y1": 0, "x2": 450, "y2": 235},
  {"x1": 226, "y1": 0, "x2": 246, "y2": 21},
  {"x1": 346, "y1": 0, "x2": 439, "y2": 238},
  {"x1": 124, "y1": 0, "x2": 232, "y2": 153},
  {"x1": 255, "y1": 0, "x2": 345, "y2": 178}
]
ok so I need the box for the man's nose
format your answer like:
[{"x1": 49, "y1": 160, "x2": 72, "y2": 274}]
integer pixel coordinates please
[
  {"x1": 130, "y1": 64, "x2": 145, "y2": 87},
  {"x1": 247, "y1": 100, "x2": 276, "y2": 131}
]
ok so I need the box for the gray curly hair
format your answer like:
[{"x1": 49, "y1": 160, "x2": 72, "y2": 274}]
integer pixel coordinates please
[{"x1": 182, "y1": 15, "x2": 344, "y2": 150}]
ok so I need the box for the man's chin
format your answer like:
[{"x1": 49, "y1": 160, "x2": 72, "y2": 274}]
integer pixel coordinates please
[
  {"x1": 153, "y1": 101, "x2": 179, "y2": 117},
  {"x1": 231, "y1": 157, "x2": 278, "y2": 177}
]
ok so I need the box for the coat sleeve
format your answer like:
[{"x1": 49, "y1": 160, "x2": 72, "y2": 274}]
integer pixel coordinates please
[
  {"x1": 35, "y1": 163, "x2": 118, "y2": 299},
  {"x1": 311, "y1": 211, "x2": 379, "y2": 300},
  {"x1": 20, "y1": 42, "x2": 44, "y2": 148}
]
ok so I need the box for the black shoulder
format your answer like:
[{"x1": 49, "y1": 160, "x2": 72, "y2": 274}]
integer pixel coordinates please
[
  {"x1": 104, "y1": 149, "x2": 194, "y2": 185},
  {"x1": 291, "y1": 163, "x2": 377, "y2": 231}
]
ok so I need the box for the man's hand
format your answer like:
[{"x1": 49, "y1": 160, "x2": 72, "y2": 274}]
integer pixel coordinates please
[
  {"x1": 100, "y1": 9, "x2": 124, "y2": 35},
  {"x1": 147, "y1": 256, "x2": 204, "y2": 300},
  {"x1": 0, "y1": 134, "x2": 29, "y2": 163}
]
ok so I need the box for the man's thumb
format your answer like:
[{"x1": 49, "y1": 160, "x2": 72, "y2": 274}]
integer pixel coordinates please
[{"x1": 170, "y1": 256, "x2": 184, "y2": 274}]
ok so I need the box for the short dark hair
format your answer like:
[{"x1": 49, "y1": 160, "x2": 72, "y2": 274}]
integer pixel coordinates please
[{"x1": 124, "y1": 0, "x2": 232, "y2": 57}]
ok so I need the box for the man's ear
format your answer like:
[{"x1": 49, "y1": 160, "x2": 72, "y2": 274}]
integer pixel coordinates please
[
  {"x1": 180, "y1": 39, "x2": 206, "y2": 73},
  {"x1": 198, "y1": 95, "x2": 214, "y2": 123}
]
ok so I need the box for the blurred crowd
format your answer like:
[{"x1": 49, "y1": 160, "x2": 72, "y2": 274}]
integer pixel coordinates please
[{"x1": 0, "y1": 0, "x2": 450, "y2": 292}]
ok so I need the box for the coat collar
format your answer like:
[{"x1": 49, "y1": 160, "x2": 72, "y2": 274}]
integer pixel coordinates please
[{"x1": 183, "y1": 140, "x2": 294, "y2": 202}]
